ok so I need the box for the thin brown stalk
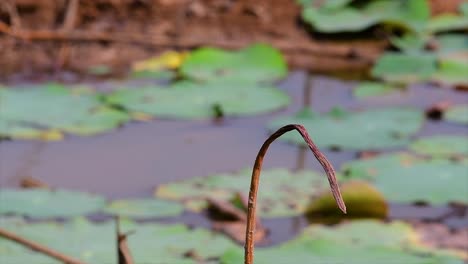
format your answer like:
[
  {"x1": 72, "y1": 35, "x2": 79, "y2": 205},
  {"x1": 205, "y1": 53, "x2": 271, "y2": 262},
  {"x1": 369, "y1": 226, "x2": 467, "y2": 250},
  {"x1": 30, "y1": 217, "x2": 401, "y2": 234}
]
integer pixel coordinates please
[
  {"x1": 244, "y1": 124, "x2": 346, "y2": 264},
  {"x1": 0, "y1": 227, "x2": 86, "y2": 264}
]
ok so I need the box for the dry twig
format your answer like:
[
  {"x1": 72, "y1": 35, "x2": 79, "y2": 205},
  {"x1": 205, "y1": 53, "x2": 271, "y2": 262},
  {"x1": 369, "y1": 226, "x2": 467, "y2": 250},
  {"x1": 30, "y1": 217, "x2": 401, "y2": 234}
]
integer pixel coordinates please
[
  {"x1": 0, "y1": 228, "x2": 86, "y2": 264},
  {"x1": 244, "y1": 124, "x2": 346, "y2": 264}
]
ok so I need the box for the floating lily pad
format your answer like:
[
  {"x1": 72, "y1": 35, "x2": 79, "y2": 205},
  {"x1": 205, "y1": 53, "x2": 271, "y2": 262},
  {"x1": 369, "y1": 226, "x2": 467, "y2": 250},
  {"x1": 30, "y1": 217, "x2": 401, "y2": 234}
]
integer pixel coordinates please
[
  {"x1": 125, "y1": 221, "x2": 238, "y2": 263},
  {"x1": 353, "y1": 82, "x2": 402, "y2": 98},
  {"x1": 156, "y1": 168, "x2": 336, "y2": 218},
  {"x1": 268, "y1": 107, "x2": 424, "y2": 150},
  {"x1": 390, "y1": 33, "x2": 427, "y2": 53},
  {"x1": 0, "y1": 189, "x2": 106, "y2": 218},
  {"x1": 179, "y1": 44, "x2": 287, "y2": 82},
  {"x1": 341, "y1": 153, "x2": 468, "y2": 205},
  {"x1": 435, "y1": 34, "x2": 468, "y2": 55},
  {"x1": 445, "y1": 104, "x2": 468, "y2": 124},
  {"x1": 432, "y1": 58, "x2": 468, "y2": 87},
  {"x1": 0, "y1": 120, "x2": 63, "y2": 141},
  {"x1": 104, "y1": 199, "x2": 184, "y2": 218},
  {"x1": 428, "y1": 14, "x2": 468, "y2": 33},
  {"x1": 0, "y1": 84, "x2": 129, "y2": 140},
  {"x1": 301, "y1": 0, "x2": 430, "y2": 33},
  {"x1": 0, "y1": 218, "x2": 116, "y2": 264},
  {"x1": 371, "y1": 53, "x2": 437, "y2": 83},
  {"x1": 106, "y1": 81, "x2": 290, "y2": 120},
  {"x1": 0, "y1": 218, "x2": 238, "y2": 264},
  {"x1": 221, "y1": 220, "x2": 464, "y2": 264},
  {"x1": 410, "y1": 135, "x2": 468, "y2": 157}
]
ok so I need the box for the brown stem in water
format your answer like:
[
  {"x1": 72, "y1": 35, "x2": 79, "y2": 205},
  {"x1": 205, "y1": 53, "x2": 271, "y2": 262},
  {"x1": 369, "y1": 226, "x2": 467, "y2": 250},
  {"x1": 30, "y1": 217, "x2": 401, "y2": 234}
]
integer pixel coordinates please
[
  {"x1": 244, "y1": 124, "x2": 346, "y2": 264},
  {"x1": 0, "y1": 227, "x2": 86, "y2": 264}
]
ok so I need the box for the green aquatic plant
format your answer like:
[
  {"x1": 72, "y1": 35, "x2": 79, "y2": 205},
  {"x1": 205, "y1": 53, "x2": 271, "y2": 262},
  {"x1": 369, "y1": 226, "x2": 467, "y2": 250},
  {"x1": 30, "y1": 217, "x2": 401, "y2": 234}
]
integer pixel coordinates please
[{"x1": 244, "y1": 124, "x2": 346, "y2": 264}]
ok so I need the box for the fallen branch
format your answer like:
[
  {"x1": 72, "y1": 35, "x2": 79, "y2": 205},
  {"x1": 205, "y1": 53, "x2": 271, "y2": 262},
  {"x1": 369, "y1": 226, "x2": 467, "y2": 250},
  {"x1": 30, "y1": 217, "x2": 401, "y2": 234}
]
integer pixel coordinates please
[
  {"x1": 0, "y1": 227, "x2": 87, "y2": 264},
  {"x1": 244, "y1": 124, "x2": 347, "y2": 264}
]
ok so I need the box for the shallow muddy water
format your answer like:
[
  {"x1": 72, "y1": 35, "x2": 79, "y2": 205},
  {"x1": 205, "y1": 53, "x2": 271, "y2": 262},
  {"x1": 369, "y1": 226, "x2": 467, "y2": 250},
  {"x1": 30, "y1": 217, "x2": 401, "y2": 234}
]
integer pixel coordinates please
[{"x1": 1, "y1": 71, "x2": 467, "y2": 245}]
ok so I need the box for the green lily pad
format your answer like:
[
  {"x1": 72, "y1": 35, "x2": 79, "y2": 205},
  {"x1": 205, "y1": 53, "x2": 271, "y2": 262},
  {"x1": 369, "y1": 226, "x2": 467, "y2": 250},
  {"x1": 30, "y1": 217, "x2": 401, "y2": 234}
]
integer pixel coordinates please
[
  {"x1": 0, "y1": 218, "x2": 238, "y2": 264},
  {"x1": 410, "y1": 135, "x2": 468, "y2": 157},
  {"x1": 106, "y1": 81, "x2": 290, "y2": 120},
  {"x1": 432, "y1": 58, "x2": 468, "y2": 87},
  {"x1": 179, "y1": 44, "x2": 287, "y2": 82},
  {"x1": 0, "y1": 189, "x2": 106, "y2": 218},
  {"x1": 371, "y1": 53, "x2": 437, "y2": 83},
  {"x1": 0, "y1": 119, "x2": 63, "y2": 141},
  {"x1": 125, "y1": 221, "x2": 238, "y2": 263},
  {"x1": 390, "y1": 33, "x2": 428, "y2": 53},
  {"x1": 0, "y1": 84, "x2": 129, "y2": 140},
  {"x1": 221, "y1": 220, "x2": 464, "y2": 264},
  {"x1": 301, "y1": 0, "x2": 430, "y2": 33},
  {"x1": 445, "y1": 104, "x2": 468, "y2": 125},
  {"x1": 341, "y1": 153, "x2": 468, "y2": 205},
  {"x1": 353, "y1": 82, "x2": 402, "y2": 98},
  {"x1": 268, "y1": 107, "x2": 424, "y2": 150},
  {"x1": 0, "y1": 218, "x2": 116, "y2": 264},
  {"x1": 155, "y1": 168, "x2": 336, "y2": 218},
  {"x1": 104, "y1": 199, "x2": 184, "y2": 218},
  {"x1": 428, "y1": 14, "x2": 468, "y2": 33},
  {"x1": 435, "y1": 34, "x2": 468, "y2": 55}
]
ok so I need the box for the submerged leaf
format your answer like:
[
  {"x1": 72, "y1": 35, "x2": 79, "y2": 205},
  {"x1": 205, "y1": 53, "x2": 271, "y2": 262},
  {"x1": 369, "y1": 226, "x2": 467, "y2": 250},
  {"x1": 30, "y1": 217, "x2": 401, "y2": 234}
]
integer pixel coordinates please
[
  {"x1": 0, "y1": 189, "x2": 106, "y2": 218},
  {"x1": 269, "y1": 107, "x2": 424, "y2": 150}
]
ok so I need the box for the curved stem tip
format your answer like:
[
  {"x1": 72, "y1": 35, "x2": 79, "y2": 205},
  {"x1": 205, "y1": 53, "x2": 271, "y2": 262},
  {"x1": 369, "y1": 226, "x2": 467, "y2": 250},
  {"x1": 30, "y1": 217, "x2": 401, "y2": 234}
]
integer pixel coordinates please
[{"x1": 244, "y1": 124, "x2": 346, "y2": 264}]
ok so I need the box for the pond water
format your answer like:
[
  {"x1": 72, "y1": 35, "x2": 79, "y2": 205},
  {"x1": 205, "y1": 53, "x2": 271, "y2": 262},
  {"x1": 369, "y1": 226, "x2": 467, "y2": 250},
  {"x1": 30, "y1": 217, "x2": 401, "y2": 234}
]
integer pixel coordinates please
[{"x1": 1, "y1": 71, "x2": 467, "y2": 245}]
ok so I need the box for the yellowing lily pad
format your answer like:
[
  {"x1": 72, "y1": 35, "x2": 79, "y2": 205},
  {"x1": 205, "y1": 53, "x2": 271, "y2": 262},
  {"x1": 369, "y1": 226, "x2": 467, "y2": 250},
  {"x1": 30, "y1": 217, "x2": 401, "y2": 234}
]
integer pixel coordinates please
[
  {"x1": 410, "y1": 135, "x2": 468, "y2": 158},
  {"x1": 104, "y1": 199, "x2": 184, "y2": 219},
  {"x1": 106, "y1": 81, "x2": 290, "y2": 120},
  {"x1": 131, "y1": 50, "x2": 187, "y2": 79},
  {"x1": 341, "y1": 153, "x2": 468, "y2": 205},
  {"x1": 0, "y1": 84, "x2": 129, "y2": 140},
  {"x1": 221, "y1": 220, "x2": 464, "y2": 264},
  {"x1": 306, "y1": 180, "x2": 388, "y2": 220},
  {"x1": 155, "y1": 168, "x2": 335, "y2": 218},
  {"x1": 268, "y1": 107, "x2": 424, "y2": 150},
  {"x1": 179, "y1": 44, "x2": 287, "y2": 82},
  {"x1": 0, "y1": 189, "x2": 106, "y2": 218},
  {"x1": 445, "y1": 104, "x2": 468, "y2": 125}
]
